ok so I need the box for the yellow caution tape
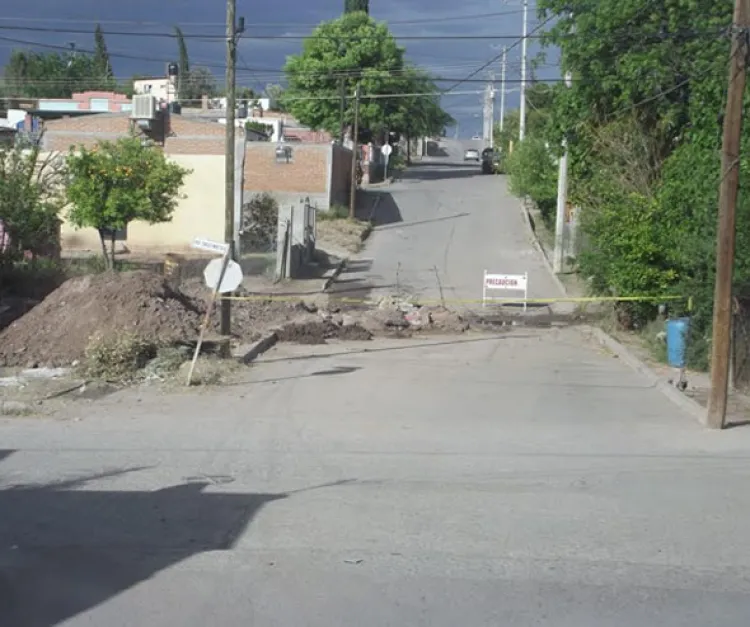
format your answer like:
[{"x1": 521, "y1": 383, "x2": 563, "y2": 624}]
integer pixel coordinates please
[{"x1": 220, "y1": 293, "x2": 691, "y2": 306}]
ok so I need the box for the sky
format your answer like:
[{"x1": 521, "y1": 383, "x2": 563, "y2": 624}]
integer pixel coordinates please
[{"x1": 0, "y1": 0, "x2": 558, "y2": 138}]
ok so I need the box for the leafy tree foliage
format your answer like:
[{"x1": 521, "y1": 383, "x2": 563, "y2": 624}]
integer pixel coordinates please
[
  {"x1": 284, "y1": 13, "x2": 451, "y2": 140},
  {"x1": 0, "y1": 144, "x2": 62, "y2": 261},
  {"x1": 3, "y1": 50, "x2": 101, "y2": 98},
  {"x1": 345, "y1": 0, "x2": 369, "y2": 13},
  {"x1": 502, "y1": 0, "x2": 739, "y2": 366},
  {"x1": 65, "y1": 138, "x2": 190, "y2": 268}
]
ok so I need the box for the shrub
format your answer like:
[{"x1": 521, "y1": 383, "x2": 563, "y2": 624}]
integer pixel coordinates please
[
  {"x1": 506, "y1": 138, "x2": 558, "y2": 226},
  {"x1": 240, "y1": 192, "x2": 279, "y2": 252},
  {"x1": 82, "y1": 333, "x2": 157, "y2": 381}
]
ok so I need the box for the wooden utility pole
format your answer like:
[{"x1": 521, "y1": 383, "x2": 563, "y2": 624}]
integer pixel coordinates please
[
  {"x1": 707, "y1": 0, "x2": 750, "y2": 429},
  {"x1": 222, "y1": 0, "x2": 242, "y2": 336},
  {"x1": 349, "y1": 83, "x2": 361, "y2": 219}
]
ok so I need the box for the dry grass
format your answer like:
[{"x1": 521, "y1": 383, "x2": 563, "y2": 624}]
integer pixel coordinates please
[{"x1": 316, "y1": 218, "x2": 372, "y2": 254}]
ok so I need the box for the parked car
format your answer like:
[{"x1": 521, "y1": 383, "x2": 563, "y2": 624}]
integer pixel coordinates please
[
  {"x1": 464, "y1": 148, "x2": 480, "y2": 161},
  {"x1": 481, "y1": 147, "x2": 501, "y2": 174}
]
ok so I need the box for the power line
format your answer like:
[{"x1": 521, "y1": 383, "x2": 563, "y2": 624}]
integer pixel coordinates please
[
  {"x1": 441, "y1": 14, "x2": 556, "y2": 93},
  {"x1": 0, "y1": 8, "x2": 532, "y2": 29},
  {"x1": 0, "y1": 23, "x2": 555, "y2": 41}
]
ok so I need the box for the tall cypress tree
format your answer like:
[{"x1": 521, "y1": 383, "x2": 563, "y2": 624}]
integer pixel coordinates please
[
  {"x1": 175, "y1": 26, "x2": 191, "y2": 100},
  {"x1": 93, "y1": 24, "x2": 114, "y2": 87},
  {"x1": 344, "y1": 0, "x2": 369, "y2": 14}
]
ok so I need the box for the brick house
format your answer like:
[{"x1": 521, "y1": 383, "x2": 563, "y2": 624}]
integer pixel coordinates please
[{"x1": 41, "y1": 112, "x2": 352, "y2": 255}]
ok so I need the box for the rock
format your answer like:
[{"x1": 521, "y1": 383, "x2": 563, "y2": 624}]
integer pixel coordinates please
[
  {"x1": 341, "y1": 313, "x2": 357, "y2": 327},
  {"x1": 424, "y1": 307, "x2": 469, "y2": 332},
  {"x1": 405, "y1": 309, "x2": 427, "y2": 327}
]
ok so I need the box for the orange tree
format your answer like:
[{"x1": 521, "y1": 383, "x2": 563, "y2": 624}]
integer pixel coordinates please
[{"x1": 65, "y1": 137, "x2": 190, "y2": 268}]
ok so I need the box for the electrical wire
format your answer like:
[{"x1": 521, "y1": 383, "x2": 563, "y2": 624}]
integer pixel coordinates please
[{"x1": 0, "y1": 8, "x2": 532, "y2": 29}]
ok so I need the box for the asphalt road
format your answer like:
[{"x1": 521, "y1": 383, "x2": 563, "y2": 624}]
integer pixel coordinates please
[
  {"x1": 2, "y1": 143, "x2": 750, "y2": 625},
  {"x1": 347, "y1": 138, "x2": 561, "y2": 311},
  {"x1": 2, "y1": 330, "x2": 750, "y2": 626}
]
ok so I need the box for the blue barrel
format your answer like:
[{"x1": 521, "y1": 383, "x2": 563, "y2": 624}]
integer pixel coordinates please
[{"x1": 666, "y1": 317, "x2": 690, "y2": 368}]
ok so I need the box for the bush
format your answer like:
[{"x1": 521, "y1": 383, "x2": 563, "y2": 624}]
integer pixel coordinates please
[
  {"x1": 318, "y1": 204, "x2": 349, "y2": 221},
  {"x1": 82, "y1": 333, "x2": 158, "y2": 381},
  {"x1": 506, "y1": 138, "x2": 558, "y2": 226},
  {"x1": 0, "y1": 144, "x2": 62, "y2": 264},
  {"x1": 240, "y1": 192, "x2": 279, "y2": 253}
]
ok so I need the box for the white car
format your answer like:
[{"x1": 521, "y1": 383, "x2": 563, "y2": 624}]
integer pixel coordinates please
[{"x1": 464, "y1": 148, "x2": 479, "y2": 161}]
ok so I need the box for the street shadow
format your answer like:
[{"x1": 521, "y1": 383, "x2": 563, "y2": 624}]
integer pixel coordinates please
[
  {"x1": 425, "y1": 141, "x2": 449, "y2": 157},
  {"x1": 403, "y1": 163, "x2": 480, "y2": 181},
  {"x1": 0, "y1": 469, "x2": 349, "y2": 627},
  {"x1": 0, "y1": 450, "x2": 14, "y2": 464},
  {"x1": 363, "y1": 192, "x2": 403, "y2": 227}
]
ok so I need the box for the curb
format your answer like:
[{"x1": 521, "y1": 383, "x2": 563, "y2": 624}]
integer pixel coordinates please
[
  {"x1": 322, "y1": 258, "x2": 348, "y2": 292},
  {"x1": 582, "y1": 326, "x2": 706, "y2": 425},
  {"x1": 517, "y1": 198, "x2": 707, "y2": 425},
  {"x1": 238, "y1": 332, "x2": 278, "y2": 365},
  {"x1": 517, "y1": 198, "x2": 567, "y2": 297}
]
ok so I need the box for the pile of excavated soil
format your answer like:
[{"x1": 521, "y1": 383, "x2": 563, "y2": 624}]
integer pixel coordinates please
[{"x1": 0, "y1": 271, "x2": 204, "y2": 367}]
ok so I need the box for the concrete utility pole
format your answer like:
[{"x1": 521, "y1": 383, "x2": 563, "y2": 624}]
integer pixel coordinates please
[
  {"x1": 499, "y1": 46, "x2": 507, "y2": 132},
  {"x1": 349, "y1": 83, "x2": 361, "y2": 219},
  {"x1": 221, "y1": 0, "x2": 243, "y2": 336},
  {"x1": 553, "y1": 71, "x2": 573, "y2": 274},
  {"x1": 707, "y1": 0, "x2": 750, "y2": 429},
  {"x1": 519, "y1": 0, "x2": 528, "y2": 141},
  {"x1": 338, "y1": 76, "x2": 346, "y2": 143}
]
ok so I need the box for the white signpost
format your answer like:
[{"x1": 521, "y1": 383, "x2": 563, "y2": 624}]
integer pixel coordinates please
[
  {"x1": 382, "y1": 143, "x2": 393, "y2": 179},
  {"x1": 186, "y1": 236, "x2": 240, "y2": 386},
  {"x1": 482, "y1": 271, "x2": 529, "y2": 311}
]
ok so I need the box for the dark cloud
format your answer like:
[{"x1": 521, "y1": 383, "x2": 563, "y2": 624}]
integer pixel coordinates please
[{"x1": 0, "y1": 0, "x2": 558, "y2": 136}]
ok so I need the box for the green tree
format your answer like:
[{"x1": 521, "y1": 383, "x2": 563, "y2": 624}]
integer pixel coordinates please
[
  {"x1": 180, "y1": 66, "x2": 218, "y2": 103},
  {"x1": 264, "y1": 83, "x2": 286, "y2": 111},
  {"x1": 526, "y1": 0, "x2": 737, "y2": 358},
  {"x1": 93, "y1": 24, "x2": 115, "y2": 89},
  {"x1": 175, "y1": 26, "x2": 191, "y2": 101},
  {"x1": 345, "y1": 0, "x2": 369, "y2": 13},
  {"x1": 283, "y1": 13, "x2": 405, "y2": 136},
  {"x1": 65, "y1": 137, "x2": 190, "y2": 269},
  {"x1": 388, "y1": 67, "x2": 454, "y2": 155},
  {"x1": 0, "y1": 144, "x2": 62, "y2": 263},
  {"x1": 2, "y1": 50, "x2": 101, "y2": 98}
]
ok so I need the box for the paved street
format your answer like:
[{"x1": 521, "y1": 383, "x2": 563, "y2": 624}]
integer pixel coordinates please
[
  {"x1": 345, "y1": 139, "x2": 561, "y2": 310},
  {"x1": 3, "y1": 145, "x2": 750, "y2": 625}
]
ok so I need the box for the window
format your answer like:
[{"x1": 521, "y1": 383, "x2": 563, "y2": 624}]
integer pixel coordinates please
[{"x1": 89, "y1": 98, "x2": 110, "y2": 111}]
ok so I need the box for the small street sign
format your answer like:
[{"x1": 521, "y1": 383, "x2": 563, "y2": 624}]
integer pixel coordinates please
[{"x1": 192, "y1": 237, "x2": 229, "y2": 255}]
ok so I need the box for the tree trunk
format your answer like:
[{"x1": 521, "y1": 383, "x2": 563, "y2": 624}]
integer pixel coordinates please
[
  {"x1": 110, "y1": 231, "x2": 116, "y2": 270},
  {"x1": 97, "y1": 228, "x2": 111, "y2": 270}
]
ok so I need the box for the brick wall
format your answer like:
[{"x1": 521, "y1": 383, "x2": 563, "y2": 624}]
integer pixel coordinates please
[
  {"x1": 329, "y1": 143, "x2": 353, "y2": 209},
  {"x1": 243, "y1": 143, "x2": 330, "y2": 208},
  {"x1": 41, "y1": 113, "x2": 225, "y2": 153}
]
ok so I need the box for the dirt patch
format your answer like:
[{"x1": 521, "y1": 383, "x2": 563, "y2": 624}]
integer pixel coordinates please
[{"x1": 0, "y1": 271, "x2": 204, "y2": 367}]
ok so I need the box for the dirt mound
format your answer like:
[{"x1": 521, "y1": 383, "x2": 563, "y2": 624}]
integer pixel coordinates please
[
  {"x1": 275, "y1": 319, "x2": 373, "y2": 344},
  {"x1": 0, "y1": 271, "x2": 204, "y2": 367}
]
